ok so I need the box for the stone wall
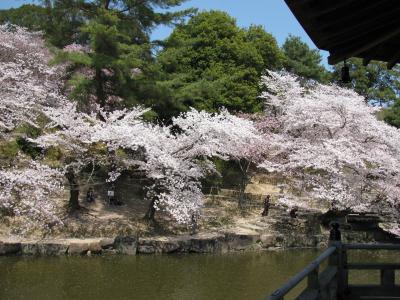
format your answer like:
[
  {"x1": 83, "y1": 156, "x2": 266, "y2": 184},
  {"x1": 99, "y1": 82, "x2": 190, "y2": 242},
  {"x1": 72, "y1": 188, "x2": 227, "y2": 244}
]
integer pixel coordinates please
[
  {"x1": 0, "y1": 230, "x2": 322, "y2": 256},
  {"x1": 1, "y1": 208, "x2": 398, "y2": 257}
]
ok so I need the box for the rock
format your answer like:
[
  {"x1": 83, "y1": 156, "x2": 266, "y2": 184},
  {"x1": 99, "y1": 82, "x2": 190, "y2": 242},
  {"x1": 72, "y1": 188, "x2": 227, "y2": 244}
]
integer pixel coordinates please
[
  {"x1": 260, "y1": 234, "x2": 278, "y2": 248},
  {"x1": 159, "y1": 239, "x2": 181, "y2": 253},
  {"x1": 273, "y1": 235, "x2": 285, "y2": 247},
  {"x1": 20, "y1": 242, "x2": 39, "y2": 255},
  {"x1": 68, "y1": 242, "x2": 90, "y2": 255},
  {"x1": 67, "y1": 239, "x2": 102, "y2": 255},
  {"x1": 137, "y1": 243, "x2": 156, "y2": 254},
  {"x1": 99, "y1": 238, "x2": 114, "y2": 249},
  {"x1": 114, "y1": 236, "x2": 137, "y2": 255},
  {"x1": 224, "y1": 230, "x2": 260, "y2": 251},
  {"x1": 20, "y1": 240, "x2": 70, "y2": 256},
  {"x1": 138, "y1": 237, "x2": 183, "y2": 254},
  {"x1": 315, "y1": 234, "x2": 329, "y2": 248},
  {"x1": 103, "y1": 248, "x2": 118, "y2": 255},
  {"x1": 38, "y1": 241, "x2": 69, "y2": 256},
  {"x1": 189, "y1": 233, "x2": 227, "y2": 253},
  {"x1": 0, "y1": 241, "x2": 21, "y2": 255}
]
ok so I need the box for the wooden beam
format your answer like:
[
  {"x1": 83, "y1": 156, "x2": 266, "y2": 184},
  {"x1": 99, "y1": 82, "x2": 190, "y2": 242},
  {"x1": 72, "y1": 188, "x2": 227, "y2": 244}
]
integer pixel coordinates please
[
  {"x1": 266, "y1": 247, "x2": 337, "y2": 300},
  {"x1": 344, "y1": 243, "x2": 400, "y2": 250},
  {"x1": 293, "y1": 0, "x2": 316, "y2": 5},
  {"x1": 318, "y1": 266, "x2": 337, "y2": 288},
  {"x1": 317, "y1": 1, "x2": 393, "y2": 31},
  {"x1": 348, "y1": 285, "x2": 400, "y2": 297},
  {"x1": 307, "y1": 0, "x2": 356, "y2": 18},
  {"x1": 318, "y1": 9, "x2": 400, "y2": 48},
  {"x1": 328, "y1": 27, "x2": 400, "y2": 65},
  {"x1": 381, "y1": 269, "x2": 395, "y2": 287},
  {"x1": 347, "y1": 263, "x2": 400, "y2": 270},
  {"x1": 296, "y1": 288, "x2": 318, "y2": 300}
]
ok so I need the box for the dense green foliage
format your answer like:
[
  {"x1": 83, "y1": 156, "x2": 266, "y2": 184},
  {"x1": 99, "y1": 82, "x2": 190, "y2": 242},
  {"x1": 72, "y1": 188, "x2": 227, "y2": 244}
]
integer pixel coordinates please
[
  {"x1": 332, "y1": 59, "x2": 400, "y2": 106},
  {"x1": 157, "y1": 11, "x2": 284, "y2": 115},
  {"x1": 282, "y1": 35, "x2": 330, "y2": 83},
  {"x1": 0, "y1": 4, "x2": 48, "y2": 31},
  {"x1": 383, "y1": 100, "x2": 400, "y2": 128},
  {"x1": 0, "y1": 2, "x2": 399, "y2": 125},
  {"x1": 331, "y1": 59, "x2": 400, "y2": 128},
  {"x1": 46, "y1": 0, "x2": 195, "y2": 113}
]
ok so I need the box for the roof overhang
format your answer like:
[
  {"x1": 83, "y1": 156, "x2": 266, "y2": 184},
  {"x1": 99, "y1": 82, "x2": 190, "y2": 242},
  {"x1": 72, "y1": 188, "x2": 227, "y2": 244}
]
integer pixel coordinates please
[{"x1": 284, "y1": 0, "x2": 400, "y2": 68}]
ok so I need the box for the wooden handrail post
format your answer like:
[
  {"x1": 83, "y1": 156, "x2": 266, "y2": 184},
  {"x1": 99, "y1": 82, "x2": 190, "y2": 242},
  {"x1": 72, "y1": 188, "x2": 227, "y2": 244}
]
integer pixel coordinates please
[
  {"x1": 381, "y1": 269, "x2": 395, "y2": 287},
  {"x1": 308, "y1": 264, "x2": 319, "y2": 289},
  {"x1": 328, "y1": 222, "x2": 347, "y2": 300},
  {"x1": 340, "y1": 246, "x2": 348, "y2": 297}
]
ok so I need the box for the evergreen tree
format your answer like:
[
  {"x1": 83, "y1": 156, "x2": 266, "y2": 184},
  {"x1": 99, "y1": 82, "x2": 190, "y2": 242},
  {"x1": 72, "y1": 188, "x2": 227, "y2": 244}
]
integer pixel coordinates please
[
  {"x1": 384, "y1": 98, "x2": 400, "y2": 128},
  {"x1": 245, "y1": 25, "x2": 284, "y2": 70},
  {"x1": 157, "y1": 11, "x2": 284, "y2": 117},
  {"x1": 282, "y1": 35, "x2": 329, "y2": 83},
  {"x1": 331, "y1": 60, "x2": 400, "y2": 128},
  {"x1": 0, "y1": 4, "x2": 48, "y2": 31},
  {"x1": 332, "y1": 59, "x2": 400, "y2": 106},
  {"x1": 51, "y1": 0, "x2": 194, "y2": 112},
  {"x1": 42, "y1": 0, "x2": 86, "y2": 48}
]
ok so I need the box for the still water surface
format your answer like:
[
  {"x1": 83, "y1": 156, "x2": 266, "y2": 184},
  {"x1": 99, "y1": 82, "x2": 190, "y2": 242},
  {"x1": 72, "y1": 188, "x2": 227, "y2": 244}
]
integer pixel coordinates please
[{"x1": 1, "y1": 249, "x2": 399, "y2": 300}]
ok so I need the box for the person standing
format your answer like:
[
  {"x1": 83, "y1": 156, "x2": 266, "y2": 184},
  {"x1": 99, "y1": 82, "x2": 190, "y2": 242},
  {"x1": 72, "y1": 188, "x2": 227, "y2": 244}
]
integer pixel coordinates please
[{"x1": 262, "y1": 195, "x2": 271, "y2": 216}]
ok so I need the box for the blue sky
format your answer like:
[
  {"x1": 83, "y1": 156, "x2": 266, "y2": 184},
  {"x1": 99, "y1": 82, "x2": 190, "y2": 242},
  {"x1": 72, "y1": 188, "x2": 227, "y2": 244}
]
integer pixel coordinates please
[{"x1": 0, "y1": 0, "x2": 329, "y2": 66}]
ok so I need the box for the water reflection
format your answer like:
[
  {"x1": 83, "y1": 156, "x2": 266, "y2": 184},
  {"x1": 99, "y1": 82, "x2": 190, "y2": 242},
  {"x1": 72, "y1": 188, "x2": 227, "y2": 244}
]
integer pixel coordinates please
[{"x1": 1, "y1": 249, "x2": 394, "y2": 300}]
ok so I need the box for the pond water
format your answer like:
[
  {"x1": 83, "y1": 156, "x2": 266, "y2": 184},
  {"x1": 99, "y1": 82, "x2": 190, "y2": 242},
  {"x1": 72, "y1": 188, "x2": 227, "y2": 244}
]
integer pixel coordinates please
[{"x1": 1, "y1": 249, "x2": 399, "y2": 300}]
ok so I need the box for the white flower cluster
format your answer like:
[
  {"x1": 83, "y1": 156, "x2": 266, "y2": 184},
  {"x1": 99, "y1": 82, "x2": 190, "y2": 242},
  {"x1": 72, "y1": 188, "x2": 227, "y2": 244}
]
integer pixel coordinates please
[
  {"x1": 0, "y1": 161, "x2": 63, "y2": 228},
  {"x1": 36, "y1": 105, "x2": 262, "y2": 224},
  {"x1": 259, "y1": 71, "x2": 400, "y2": 213},
  {"x1": 0, "y1": 24, "x2": 68, "y2": 134}
]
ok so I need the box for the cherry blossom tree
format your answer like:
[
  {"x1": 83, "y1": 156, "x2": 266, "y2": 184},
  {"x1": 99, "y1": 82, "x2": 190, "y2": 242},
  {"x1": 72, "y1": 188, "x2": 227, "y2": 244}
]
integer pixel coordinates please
[
  {"x1": 258, "y1": 71, "x2": 400, "y2": 216},
  {"x1": 0, "y1": 25, "x2": 68, "y2": 231},
  {"x1": 0, "y1": 24, "x2": 67, "y2": 134},
  {"x1": 0, "y1": 161, "x2": 64, "y2": 233},
  {"x1": 0, "y1": 25, "x2": 261, "y2": 225},
  {"x1": 35, "y1": 105, "x2": 262, "y2": 223}
]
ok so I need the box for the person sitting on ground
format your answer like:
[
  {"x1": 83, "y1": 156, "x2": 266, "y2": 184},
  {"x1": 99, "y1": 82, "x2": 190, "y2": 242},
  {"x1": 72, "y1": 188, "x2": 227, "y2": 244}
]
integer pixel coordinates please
[{"x1": 261, "y1": 195, "x2": 271, "y2": 216}]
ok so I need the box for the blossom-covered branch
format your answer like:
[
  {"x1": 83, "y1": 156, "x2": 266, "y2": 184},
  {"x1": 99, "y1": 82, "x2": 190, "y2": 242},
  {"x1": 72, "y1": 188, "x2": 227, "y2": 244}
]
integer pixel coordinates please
[{"x1": 258, "y1": 71, "x2": 400, "y2": 213}]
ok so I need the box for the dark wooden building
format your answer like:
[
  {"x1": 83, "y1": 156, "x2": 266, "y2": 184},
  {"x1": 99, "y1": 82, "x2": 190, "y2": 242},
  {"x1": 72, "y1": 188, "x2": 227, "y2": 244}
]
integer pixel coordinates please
[{"x1": 284, "y1": 0, "x2": 400, "y2": 69}]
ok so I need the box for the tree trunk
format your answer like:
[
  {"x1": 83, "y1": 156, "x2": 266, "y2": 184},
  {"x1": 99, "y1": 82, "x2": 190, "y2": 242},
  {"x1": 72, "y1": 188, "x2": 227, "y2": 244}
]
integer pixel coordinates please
[
  {"x1": 238, "y1": 173, "x2": 247, "y2": 209},
  {"x1": 144, "y1": 198, "x2": 156, "y2": 222},
  {"x1": 95, "y1": 69, "x2": 106, "y2": 108},
  {"x1": 237, "y1": 159, "x2": 250, "y2": 209},
  {"x1": 66, "y1": 169, "x2": 80, "y2": 212}
]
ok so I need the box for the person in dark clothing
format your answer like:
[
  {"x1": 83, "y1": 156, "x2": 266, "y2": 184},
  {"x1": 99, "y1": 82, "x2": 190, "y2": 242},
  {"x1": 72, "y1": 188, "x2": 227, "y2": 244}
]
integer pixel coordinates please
[
  {"x1": 261, "y1": 195, "x2": 271, "y2": 216},
  {"x1": 329, "y1": 222, "x2": 341, "y2": 241},
  {"x1": 190, "y1": 213, "x2": 198, "y2": 235},
  {"x1": 86, "y1": 187, "x2": 95, "y2": 203},
  {"x1": 289, "y1": 206, "x2": 298, "y2": 218},
  {"x1": 107, "y1": 184, "x2": 122, "y2": 205}
]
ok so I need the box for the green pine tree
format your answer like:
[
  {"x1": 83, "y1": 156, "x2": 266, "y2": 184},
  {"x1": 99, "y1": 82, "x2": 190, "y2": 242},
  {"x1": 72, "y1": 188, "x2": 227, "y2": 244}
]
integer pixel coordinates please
[
  {"x1": 282, "y1": 35, "x2": 330, "y2": 83},
  {"x1": 51, "y1": 0, "x2": 194, "y2": 112},
  {"x1": 0, "y1": 4, "x2": 48, "y2": 31},
  {"x1": 157, "y1": 11, "x2": 284, "y2": 116}
]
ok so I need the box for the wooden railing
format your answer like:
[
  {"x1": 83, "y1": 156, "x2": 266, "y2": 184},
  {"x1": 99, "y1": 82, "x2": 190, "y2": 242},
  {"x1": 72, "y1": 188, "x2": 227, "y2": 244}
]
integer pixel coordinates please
[
  {"x1": 343, "y1": 243, "x2": 400, "y2": 300},
  {"x1": 266, "y1": 239, "x2": 400, "y2": 300},
  {"x1": 267, "y1": 242, "x2": 340, "y2": 300}
]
